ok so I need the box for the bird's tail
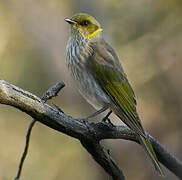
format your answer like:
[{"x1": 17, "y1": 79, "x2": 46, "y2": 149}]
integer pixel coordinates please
[{"x1": 139, "y1": 135, "x2": 164, "y2": 176}]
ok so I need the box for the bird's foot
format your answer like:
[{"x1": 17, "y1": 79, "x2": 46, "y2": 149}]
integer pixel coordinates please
[
  {"x1": 102, "y1": 118, "x2": 115, "y2": 126},
  {"x1": 101, "y1": 110, "x2": 114, "y2": 126}
]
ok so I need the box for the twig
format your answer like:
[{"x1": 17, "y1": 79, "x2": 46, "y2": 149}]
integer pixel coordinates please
[
  {"x1": 41, "y1": 82, "x2": 65, "y2": 103},
  {"x1": 14, "y1": 119, "x2": 36, "y2": 180}
]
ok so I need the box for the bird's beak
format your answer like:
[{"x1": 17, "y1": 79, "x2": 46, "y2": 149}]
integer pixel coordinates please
[{"x1": 65, "y1": 18, "x2": 77, "y2": 25}]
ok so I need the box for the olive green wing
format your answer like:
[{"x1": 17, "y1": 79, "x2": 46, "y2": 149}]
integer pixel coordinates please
[
  {"x1": 88, "y1": 39, "x2": 144, "y2": 135},
  {"x1": 88, "y1": 40, "x2": 164, "y2": 175}
]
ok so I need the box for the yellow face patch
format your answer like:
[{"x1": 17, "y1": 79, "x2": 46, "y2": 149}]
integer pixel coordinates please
[{"x1": 88, "y1": 28, "x2": 103, "y2": 38}]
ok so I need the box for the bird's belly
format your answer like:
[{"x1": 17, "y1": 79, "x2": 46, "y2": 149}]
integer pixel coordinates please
[{"x1": 69, "y1": 65, "x2": 110, "y2": 110}]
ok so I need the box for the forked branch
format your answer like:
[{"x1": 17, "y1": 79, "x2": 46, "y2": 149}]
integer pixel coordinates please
[{"x1": 0, "y1": 80, "x2": 182, "y2": 180}]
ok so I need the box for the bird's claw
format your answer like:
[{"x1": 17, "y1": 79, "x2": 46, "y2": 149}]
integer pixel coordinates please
[{"x1": 102, "y1": 117, "x2": 115, "y2": 126}]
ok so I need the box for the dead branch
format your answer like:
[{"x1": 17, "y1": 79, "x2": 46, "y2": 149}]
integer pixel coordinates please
[{"x1": 0, "y1": 80, "x2": 182, "y2": 180}]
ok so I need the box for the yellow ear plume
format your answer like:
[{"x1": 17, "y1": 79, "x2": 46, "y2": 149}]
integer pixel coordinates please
[{"x1": 88, "y1": 28, "x2": 103, "y2": 38}]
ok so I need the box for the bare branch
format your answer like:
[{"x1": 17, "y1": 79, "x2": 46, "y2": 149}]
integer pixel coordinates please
[{"x1": 0, "y1": 80, "x2": 182, "y2": 179}]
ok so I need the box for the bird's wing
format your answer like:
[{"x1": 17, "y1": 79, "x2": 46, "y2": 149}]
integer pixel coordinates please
[{"x1": 88, "y1": 39, "x2": 144, "y2": 135}]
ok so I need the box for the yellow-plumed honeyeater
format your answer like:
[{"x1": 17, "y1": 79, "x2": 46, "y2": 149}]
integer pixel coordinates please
[{"x1": 65, "y1": 13, "x2": 164, "y2": 176}]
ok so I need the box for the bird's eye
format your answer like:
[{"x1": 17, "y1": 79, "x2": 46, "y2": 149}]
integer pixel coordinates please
[{"x1": 81, "y1": 20, "x2": 89, "y2": 26}]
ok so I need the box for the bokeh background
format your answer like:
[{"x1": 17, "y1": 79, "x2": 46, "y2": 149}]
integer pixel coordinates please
[{"x1": 0, "y1": 0, "x2": 182, "y2": 179}]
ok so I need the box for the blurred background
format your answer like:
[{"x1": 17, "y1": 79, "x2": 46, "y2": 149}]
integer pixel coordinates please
[{"x1": 0, "y1": 0, "x2": 182, "y2": 179}]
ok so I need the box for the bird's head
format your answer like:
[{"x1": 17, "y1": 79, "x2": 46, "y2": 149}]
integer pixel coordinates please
[{"x1": 65, "y1": 13, "x2": 102, "y2": 39}]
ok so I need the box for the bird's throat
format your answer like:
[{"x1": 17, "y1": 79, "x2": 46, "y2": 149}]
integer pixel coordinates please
[{"x1": 88, "y1": 28, "x2": 103, "y2": 38}]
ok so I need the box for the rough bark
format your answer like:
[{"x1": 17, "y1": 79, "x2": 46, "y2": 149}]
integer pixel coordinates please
[{"x1": 0, "y1": 80, "x2": 182, "y2": 180}]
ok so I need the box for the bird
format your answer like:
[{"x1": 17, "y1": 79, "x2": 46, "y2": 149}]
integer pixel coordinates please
[{"x1": 65, "y1": 13, "x2": 164, "y2": 176}]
